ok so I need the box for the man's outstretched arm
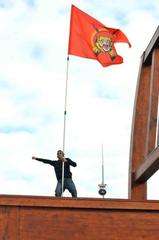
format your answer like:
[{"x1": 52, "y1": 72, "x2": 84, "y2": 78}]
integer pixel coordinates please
[{"x1": 32, "y1": 156, "x2": 53, "y2": 165}]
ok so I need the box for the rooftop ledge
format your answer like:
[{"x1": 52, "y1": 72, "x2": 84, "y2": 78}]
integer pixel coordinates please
[{"x1": 0, "y1": 194, "x2": 159, "y2": 211}]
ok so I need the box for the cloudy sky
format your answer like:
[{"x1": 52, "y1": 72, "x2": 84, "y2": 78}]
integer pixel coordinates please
[{"x1": 0, "y1": 0, "x2": 159, "y2": 199}]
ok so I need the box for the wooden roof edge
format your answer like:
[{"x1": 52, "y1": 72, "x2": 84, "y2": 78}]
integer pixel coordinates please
[
  {"x1": 143, "y1": 26, "x2": 159, "y2": 65},
  {"x1": 0, "y1": 194, "x2": 159, "y2": 211}
]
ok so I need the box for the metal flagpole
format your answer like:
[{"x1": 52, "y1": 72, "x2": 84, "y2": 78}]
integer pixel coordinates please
[{"x1": 61, "y1": 56, "x2": 70, "y2": 196}]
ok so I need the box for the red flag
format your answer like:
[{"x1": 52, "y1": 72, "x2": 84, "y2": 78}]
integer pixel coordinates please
[{"x1": 68, "y1": 5, "x2": 131, "y2": 67}]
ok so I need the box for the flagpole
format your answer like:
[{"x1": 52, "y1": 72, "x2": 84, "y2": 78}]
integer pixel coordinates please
[{"x1": 61, "y1": 55, "x2": 70, "y2": 196}]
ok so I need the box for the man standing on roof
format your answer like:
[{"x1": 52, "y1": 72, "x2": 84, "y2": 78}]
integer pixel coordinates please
[{"x1": 32, "y1": 150, "x2": 77, "y2": 197}]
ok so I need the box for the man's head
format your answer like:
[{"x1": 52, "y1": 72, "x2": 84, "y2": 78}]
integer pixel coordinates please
[{"x1": 57, "y1": 150, "x2": 64, "y2": 160}]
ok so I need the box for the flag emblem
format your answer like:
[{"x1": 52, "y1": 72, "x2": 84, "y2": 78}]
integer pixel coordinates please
[{"x1": 92, "y1": 28, "x2": 116, "y2": 61}]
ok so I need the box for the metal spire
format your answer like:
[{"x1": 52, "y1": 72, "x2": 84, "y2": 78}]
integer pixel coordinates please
[{"x1": 98, "y1": 144, "x2": 107, "y2": 198}]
